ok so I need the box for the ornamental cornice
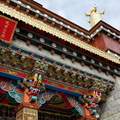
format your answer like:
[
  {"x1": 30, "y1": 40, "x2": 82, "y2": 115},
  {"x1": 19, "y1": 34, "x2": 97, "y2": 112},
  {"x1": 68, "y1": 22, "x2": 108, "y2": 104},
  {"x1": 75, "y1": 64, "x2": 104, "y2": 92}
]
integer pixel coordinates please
[{"x1": 0, "y1": 4, "x2": 120, "y2": 64}]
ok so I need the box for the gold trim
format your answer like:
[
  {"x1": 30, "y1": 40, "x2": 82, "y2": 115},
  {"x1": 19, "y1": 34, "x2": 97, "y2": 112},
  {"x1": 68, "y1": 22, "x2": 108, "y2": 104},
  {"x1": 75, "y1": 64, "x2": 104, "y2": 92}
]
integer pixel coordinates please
[
  {"x1": 0, "y1": 4, "x2": 120, "y2": 64},
  {"x1": 0, "y1": 103, "x2": 16, "y2": 107}
]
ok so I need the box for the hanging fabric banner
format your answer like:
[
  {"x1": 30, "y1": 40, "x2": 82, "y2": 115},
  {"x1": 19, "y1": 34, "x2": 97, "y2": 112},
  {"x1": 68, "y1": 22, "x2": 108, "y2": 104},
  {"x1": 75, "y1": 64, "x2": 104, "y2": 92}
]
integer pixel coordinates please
[{"x1": 0, "y1": 15, "x2": 17, "y2": 43}]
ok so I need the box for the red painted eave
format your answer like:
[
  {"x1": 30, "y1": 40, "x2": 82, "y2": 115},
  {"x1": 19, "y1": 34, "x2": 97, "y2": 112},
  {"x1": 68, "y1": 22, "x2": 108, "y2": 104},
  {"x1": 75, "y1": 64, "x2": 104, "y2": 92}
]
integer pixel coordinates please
[{"x1": 89, "y1": 20, "x2": 120, "y2": 35}]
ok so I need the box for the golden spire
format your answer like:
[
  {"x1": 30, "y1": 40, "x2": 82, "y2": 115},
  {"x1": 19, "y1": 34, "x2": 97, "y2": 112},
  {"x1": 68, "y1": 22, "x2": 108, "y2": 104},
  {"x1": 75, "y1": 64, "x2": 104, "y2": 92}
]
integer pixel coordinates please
[{"x1": 85, "y1": 7, "x2": 105, "y2": 27}]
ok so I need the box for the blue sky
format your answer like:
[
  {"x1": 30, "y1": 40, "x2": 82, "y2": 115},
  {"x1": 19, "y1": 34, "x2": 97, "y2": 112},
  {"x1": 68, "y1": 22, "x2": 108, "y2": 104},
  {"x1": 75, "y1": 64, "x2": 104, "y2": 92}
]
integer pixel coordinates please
[{"x1": 35, "y1": 0, "x2": 120, "y2": 30}]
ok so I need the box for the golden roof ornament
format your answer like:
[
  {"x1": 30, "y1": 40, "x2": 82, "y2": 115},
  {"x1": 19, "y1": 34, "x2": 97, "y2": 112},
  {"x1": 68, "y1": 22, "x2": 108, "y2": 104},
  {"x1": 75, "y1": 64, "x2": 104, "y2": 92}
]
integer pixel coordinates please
[{"x1": 85, "y1": 7, "x2": 105, "y2": 27}]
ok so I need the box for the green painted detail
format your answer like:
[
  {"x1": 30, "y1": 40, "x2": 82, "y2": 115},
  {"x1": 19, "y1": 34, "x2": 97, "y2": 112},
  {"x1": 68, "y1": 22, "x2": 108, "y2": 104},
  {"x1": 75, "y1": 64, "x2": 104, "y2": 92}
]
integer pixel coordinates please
[
  {"x1": 19, "y1": 60, "x2": 23, "y2": 62},
  {"x1": 6, "y1": 93, "x2": 19, "y2": 105},
  {"x1": 38, "y1": 78, "x2": 42, "y2": 81},
  {"x1": 6, "y1": 93, "x2": 14, "y2": 101},
  {"x1": 17, "y1": 80, "x2": 21, "y2": 82},
  {"x1": 38, "y1": 97, "x2": 46, "y2": 106},
  {"x1": 89, "y1": 109, "x2": 98, "y2": 115},
  {"x1": 83, "y1": 98, "x2": 89, "y2": 103},
  {"x1": 72, "y1": 106, "x2": 84, "y2": 118},
  {"x1": 9, "y1": 56, "x2": 13, "y2": 59},
  {"x1": 45, "y1": 100, "x2": 64, "y2": 105},
  {"x1": 30, "y1": 96, "x2": 37, "y2": 102},
  {"x1": 6, "y1": 91, "x2": 23, "y2": 105}
]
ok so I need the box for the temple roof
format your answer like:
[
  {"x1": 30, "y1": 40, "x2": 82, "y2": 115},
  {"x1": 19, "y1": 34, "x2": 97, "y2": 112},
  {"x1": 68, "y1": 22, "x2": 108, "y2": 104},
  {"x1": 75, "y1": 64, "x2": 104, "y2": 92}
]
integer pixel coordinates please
[{"x1": 0, "y1": 0, "x2": 120, "y2": 64}]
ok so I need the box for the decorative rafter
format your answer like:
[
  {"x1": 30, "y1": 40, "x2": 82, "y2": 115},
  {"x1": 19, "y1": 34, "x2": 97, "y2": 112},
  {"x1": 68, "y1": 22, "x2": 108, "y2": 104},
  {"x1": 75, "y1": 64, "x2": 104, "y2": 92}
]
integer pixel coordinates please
[{"x1": 0, "y1": 3, "x2": 119, "y2": 64}]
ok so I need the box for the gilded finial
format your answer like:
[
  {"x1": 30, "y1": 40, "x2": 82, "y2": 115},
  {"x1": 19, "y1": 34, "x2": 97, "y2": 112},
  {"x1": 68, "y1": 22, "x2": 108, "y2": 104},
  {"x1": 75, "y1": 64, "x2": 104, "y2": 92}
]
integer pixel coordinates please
[{"x1": 85, "y1": 7, "x2": 105, "y2": 27}]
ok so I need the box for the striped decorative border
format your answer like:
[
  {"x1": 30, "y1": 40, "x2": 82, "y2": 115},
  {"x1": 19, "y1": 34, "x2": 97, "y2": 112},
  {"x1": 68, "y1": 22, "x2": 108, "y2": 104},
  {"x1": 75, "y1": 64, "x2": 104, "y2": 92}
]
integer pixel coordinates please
[{"x1": 0, "y1": 3, "x2": 119, "y2": 64}]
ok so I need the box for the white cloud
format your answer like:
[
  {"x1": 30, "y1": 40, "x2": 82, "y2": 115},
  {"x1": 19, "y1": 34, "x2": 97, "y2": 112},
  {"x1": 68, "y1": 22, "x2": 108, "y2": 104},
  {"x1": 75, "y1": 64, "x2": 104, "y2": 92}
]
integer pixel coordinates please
[{"x1": 57, "y1": 10, "x2": 66, "y2": 18}]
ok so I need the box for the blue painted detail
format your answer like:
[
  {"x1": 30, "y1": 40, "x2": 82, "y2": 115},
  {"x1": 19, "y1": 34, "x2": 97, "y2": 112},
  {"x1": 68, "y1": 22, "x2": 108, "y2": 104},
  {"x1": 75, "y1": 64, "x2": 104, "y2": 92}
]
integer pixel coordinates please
[
  {"x1": 0, "y1": 72, "x2": 23, "y2": 81},
  {"x1": 99, "y1": 100, "x2": 106, "y2": 103},
  {"x1": 65, "y1": 65, "x2": 70, "y2": 68},
  {"x1": 0, "y1": 41, "x2": 112, "y2": 102},
  {"x1": 45, "y1": 58, "x2": 54, "y2": 62},
  {"x1": 93, "y1": 75, "x2": 101, "y2": 79},
  {"x1": 45, "y1": 84, "x2": 83, "y2": 96},
  {"x1": 56, "y1": 62, "x2": 63, "y2": 66},
  {"x1": 17, "y1": 84, "x2": 24, "y2": 89},
  {"x1": 45, "y1": 85, "x2": 106, "y2": 103},
  {"x1": 73, "y1": 68, "x2": 78, "y2": 71},
  {"x1": 0, "y1": 71, "x2": 106, "y2": 103},
  {"x1": 103, "y1": 79, "x2": 108, "y2": 81},
  {"x1": 87, "y1": 73, "x2": 92, "y2": 76},
  {"x1": 103, "y1": 79, "x2": 114, "y2": 84},
  {"x1": 38, "y1": 91, "x2": 54, "y2": 106},
  {"x1": 36, "y1": 89, "x2": 40, "y2": 94},
  {"x1": 11, "y1": 46, "x2": 18, "y2": 50},
  {"x1": 29, "y1": 80, "x2": 32, "y2": 83},
  {"x1": 109, "y1": 81, "x2": 114, "y2": 83},
  {"x1": 80, "y1": 70, "x2": 85, "y2": 73},
  {"x1": 41, "y1": 83, "x2": 45, "y2": 86},
  {"x1": 1, "y1": 42, "x2": 9, "y2": 46},
  {"x1": 0, "y1": 41, "x2": 112, "y2": 82},
  {"x1": 34, "y1": 54, "x2": 43, "y2": 59},
  {"x1": 30, "y1": 87, "x2": 33, "y2": 90},
  {"x1": 22, "y1": 49, "x2": 31, "y2": 54}
]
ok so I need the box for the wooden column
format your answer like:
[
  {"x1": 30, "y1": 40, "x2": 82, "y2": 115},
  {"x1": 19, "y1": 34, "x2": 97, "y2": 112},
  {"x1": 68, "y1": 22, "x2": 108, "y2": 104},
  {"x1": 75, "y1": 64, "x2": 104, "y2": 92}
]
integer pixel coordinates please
[
  {"x1": 16, "y1": 104, "x2": 38, "y2": 120},
  {"x1": 15, "y1": 89, "x2": 40, "y2": 120}
]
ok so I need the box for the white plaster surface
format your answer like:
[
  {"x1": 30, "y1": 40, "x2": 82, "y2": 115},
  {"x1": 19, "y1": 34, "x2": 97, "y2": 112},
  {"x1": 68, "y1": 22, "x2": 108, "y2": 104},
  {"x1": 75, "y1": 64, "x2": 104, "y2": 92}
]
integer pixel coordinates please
[{"x1": 12, "y1": 39, "x2": 116, "y2": 82}]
